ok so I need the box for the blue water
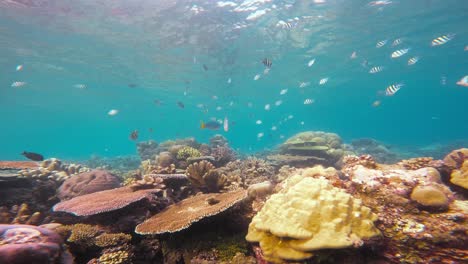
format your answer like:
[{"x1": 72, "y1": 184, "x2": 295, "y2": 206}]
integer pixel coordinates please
[{"x1": 0, "y1": 0, "x2": 467, "y2": 160}]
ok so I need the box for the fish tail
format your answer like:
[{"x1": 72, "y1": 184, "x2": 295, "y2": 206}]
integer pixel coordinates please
[{"x1": 200, "y1": 121, "x2": 205, "y2": 129}]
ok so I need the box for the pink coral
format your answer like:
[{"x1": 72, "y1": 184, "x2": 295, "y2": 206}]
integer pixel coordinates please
[
  {"x1": 0, "y1": 224, "x2": 72, "y2": 264},
  {"x1": 57, "y1": 169, "x2": 120, "y2": 200},
  {"x1": 53, "y1": 186, "x2": 162, "y2": 216}
]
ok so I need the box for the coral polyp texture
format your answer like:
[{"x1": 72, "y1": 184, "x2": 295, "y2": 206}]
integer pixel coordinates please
[
  {"x1": 135, "y1": 189, "x2": 247, "y2": 235},
  {"x1": 53, "y1": 186, "x2": 163, "y2": 216},
  {"x1": 246, "y1": 168, "x2": 380, "y2": 263}
]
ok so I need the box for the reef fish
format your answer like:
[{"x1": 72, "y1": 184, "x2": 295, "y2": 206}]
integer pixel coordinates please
[
  {"x1": 107, "y1": 109, "x2": 119, "y2": 116},
  {"x1": 319, "y1": 78, "x2": 328, "y2": 85},
  {"x1": 407, "y1": 57, "x2": 419, "y2": 66},
  {"x1": 129, "y1": 130, "x2": 139, "y2": 141},
  {"x1": 391, "y1": 48, "x2": 409, "y2": 58},
  {"x1": 376, "y1": 40, "x2": 388, "y2": 48},
  {"x1": 369, "y1": 66, "x2": 384, "y2": 74},
  {"x1": 392, "y1": 38, "x2": 403, "y2": 46},
  {"x1": 11, "y1": 81, "x2": 26, "y2": 87},
  {"x1": 431, "y1": 34, "x2": 455, "y2": 47},
  {"x1": 16, "y1": 65, "x2": 23, "y2": 71},
  {"x1": 203, "y1": 64, "x2": 208, "y2": 71},
  {"x1": 385, "y1": 83, "x2": 403, "y2": 96},
  {"x1": 262, "y1": 58, "x2": 272, "y2": 68},
  {"x1": 201, "y1": 120, "x2": 220, "y2": 130},
  {"x1": 223, "y1": 117, "x2": 229, "y2": 132},
  {"x1": 21, "y1": 151, "x2": 44, "y2": 161},
  {"x1": 456, "y1": 75, "x2": 468, "y2": 87},
  {"x1": 307, "y1": 58, "x2": 316, "y2": 67},
  {"x1": 177, "y1": 101, "x2": 185, "y2": 108},
  {"x1": 304, "y1": 98, "x2": 314, "y2": 105}
]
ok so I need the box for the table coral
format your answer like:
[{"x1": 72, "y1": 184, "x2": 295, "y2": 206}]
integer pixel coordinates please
[
  {"x1": 246, "y1": 172, "x2": 380, "y2": 263},
  {"x1": 57, "y1": 169, "x2": 120, "y2": 200},
  {"x1": 135, "y1": 189, "x2": 247, "y2": 235}
]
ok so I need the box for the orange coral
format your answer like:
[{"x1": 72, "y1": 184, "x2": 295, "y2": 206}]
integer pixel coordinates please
[
  {"x1": 135, "y1": 189, "x2": 247, "y2": 235},
  {"x1": 443, "y1": 148, "x2": 468, "y2": 169}
]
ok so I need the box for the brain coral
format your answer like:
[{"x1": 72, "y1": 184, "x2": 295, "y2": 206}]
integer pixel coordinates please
[
  {"x1": 246, "y1": 171, "x2": 380, "y2": 263},
  {"x1": 57, "y1": 169, "x2": 120, "y2": 200}
]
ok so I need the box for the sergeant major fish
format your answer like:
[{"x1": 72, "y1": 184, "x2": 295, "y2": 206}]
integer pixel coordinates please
[{"x1": 385, "y1": 83, "x2": 404, "y2": 96}]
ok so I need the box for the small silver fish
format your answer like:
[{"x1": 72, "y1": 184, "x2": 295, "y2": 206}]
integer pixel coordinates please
[
  {"x1": 392, "y1": 38, "x2": 403, "y2": 46},
  {"x1": 319, "y1": 78, "x2": 328, "y2": 85},
  {"x1": 391, "y1": 48, "x2": 409, "y2": 58},
  {"x1": 376, "y1": 40, "x2": 388, "y2": 48},
  {"x1": 431, "y1": 34, "x2": 455, "y2": 47},
  {"x1": 385, "y1": 83, "x2": 403, "y2": 96},
  {"x1": 369, "y1": 66, "x2": 384, "y2": 74},
  {"x1": 304, "y1": 98, "x2": 314, "y2": 105},
  {"x1": 307, "y1": 58, "x2": 316, "y2": 67},
  {"x1": 407, "y1": 56, "x2": 419, "y2": 66},
  {"x1": 11, "y1": 81, "x2": 26, "y2": 87}
]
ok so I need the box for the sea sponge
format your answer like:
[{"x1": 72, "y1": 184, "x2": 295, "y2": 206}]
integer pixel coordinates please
[
  {"x1": 410, "y1": 184, "x2": 450, "y2": 208},
  {"x1": 450, "y1": 160, "x2": 468, "y2": 190},
  {"x1": 246, "y1": 174, "x2": 380, "y2": 263},
  {"x1": 177, "y1": 146, "x2": 201, "y2": 160}
]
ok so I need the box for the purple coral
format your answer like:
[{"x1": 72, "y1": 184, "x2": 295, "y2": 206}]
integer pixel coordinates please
[{"x1": 0, "y1": 224, "x2": 73, "y2": 264}]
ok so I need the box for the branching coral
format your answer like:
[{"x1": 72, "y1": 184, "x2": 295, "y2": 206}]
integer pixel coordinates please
[
  {"x1": 186, "y1": 161, "x2": 228, "y2": 193},
  {"x1": 177, "y1": 146, "x2": 201, "y2": 161},
  {"x1": 0, "y1": 204, "x2": 42, "y2": 225}
]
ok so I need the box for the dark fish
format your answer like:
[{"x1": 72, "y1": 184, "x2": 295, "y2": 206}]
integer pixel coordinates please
[
  {"x1": 21, "y1": 151, "x2": 44, "y2": 161},
  {"x1": 154, "y1": 99, "x2": 162, "y2": 106},
  {"x1": 128, "y1": 83, "x2": 137, "y2": 88},
  {"x1": 129, "y1": 130, "x2": 139, "y2": 141},
  {"x1": 203, "y1": 64, "x2": 208, "y2": 71},
  {"x1": 177, "y1": 101, "x2": 185, "y2": 108},
  {"x1": 200, "y1": 121, "x2": 220, "y2": 130},
  {"x1": 262, "y1": 58, "x2": 272, "y2": 68}
]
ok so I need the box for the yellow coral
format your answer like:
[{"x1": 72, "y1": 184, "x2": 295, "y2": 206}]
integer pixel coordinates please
[
  {"x1": 66, "y1": 224, "x2": 100, "y2": 246},
  {"x1": 95, "y1": 233, "x2": 132, "y2": 247},
  {"x1": 98, "y1": 250, "x2": 129, "y2": 264},
  {"x1": 177, "y1": 146, "x2": 201, "y2": 160},
  {"x1": 246, "y1": 170, "x2": 380, "y2": 263},
  {"x1": 450, "y1": 160, "x2": 468, "y2": 189}
]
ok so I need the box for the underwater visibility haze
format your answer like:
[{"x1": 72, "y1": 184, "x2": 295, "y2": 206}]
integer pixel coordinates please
[
  {"x1": 1, "y1": 1, "x2": 468, "y2": 264},
  {"x1": 0, "y1": 0, "x2": 467, "y2": 159}
]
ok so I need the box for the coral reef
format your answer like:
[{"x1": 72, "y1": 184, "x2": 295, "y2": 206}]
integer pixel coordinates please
[
  {"x1": 410, "y1": 184, "x2": 450, "y2": 209},
  {"x1": 443, "y1": 148, "x2": 468, "y2": 169},
  {"x1": 177, "y1": 146, "x2": 201, "y2": 160},
  {"x1": 211, "y1": 146, "x2": 237, "y2": 167},
  {"x1": 350, "y1": 138, "x2": 402, "y2": 164},
  {"x1": 272, "y1": 131, "x2": 352, "y2": 168},
  {"x1": 0, "y1": 224, "x2": 72, "y2": 264},
  {"x1": 450, "y1": 160, "x2": 468, "y2": 190},
  {"x1": 221, "y1": 157, "x2": 276, "y2": 188},
  {"x1": 155, "y1": 151, "x2": 175, "y2": 168},
  {"x1": 135, "y1": 189, "x2": 247, "y2": 234},
  {"x1": 341, "y1": 154, "x2": 377, "y2": 169},
  {"x1": 53, "y1": 186, "x2": 164, "y2": 216},
  {"x1": 186, "y1": 161, "x2": 229, "y2": 193},
  {"x1": 0, "y1": 203, "x2": 42, "y2": 225},
  {"x1": 137, "y1": 140, "x2": 159, "y2": 160},
  {"x1": 85, "y1": 155, "x2": 141, "y2": 172},
  {"x1": 0, "y1": 161, "x2": 38, "y2": 169},
  {"x1": 57, "y1": 169, "x2": 120, "y2": 200},
  {"x1": 19, "y1": 158, "x2": 89, "y2": 182},
  {"x1": 127, "y1": 175, "x2": 165, "y2": 191},
  {"x1": 246, "y1": 169, "x2": 380, "y2": 263},
  {"x1": 397, "y1": 157, "x2": 441, "y2": 170}
]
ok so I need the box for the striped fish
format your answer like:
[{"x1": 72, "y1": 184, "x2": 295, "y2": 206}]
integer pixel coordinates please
[
  {"x1": 376, "y1": 40, "x2": 387, "y2": 48},
  {"x1": 392, "y1": 38, "x2": 403, "y2": 46},
  {"x1": 431, "y1": 34, "x2": 455, "y2": 47},
  {"x1": 385, "y1": 83, "x2": 403, "y2": 96},
  {"x1": 262, "y1": 58, "x2": 272, "y2": 68},
  {"x1": 407, "y1": 56, "x2": 419, "y2": 66},
  {"x1": 304, "y1": 98, "x2": 314, "y2": 105},
  {"x1": 391, "y1": 48, "x2": 409, "y2": 58},
  {"x1": 319, "y1": 77, "x2": 328, "y2": 85},
  {"x1": 369, "y1": 66, "x2": 384, "y2": 74},
  {"x1": 11, "y1": 81, "x2": 26, "y2": 87}
]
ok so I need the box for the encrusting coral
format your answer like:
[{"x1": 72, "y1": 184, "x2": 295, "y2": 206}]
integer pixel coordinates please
[
  {"x1": 450, "y1": 160, "x2": 468, "y2": 190},
  {"x1": 135, "y1": 189, "x2": 247, "y2": 235},
  {"x1": 246, "y1": 167, "x2": 380, "y2": 263}
]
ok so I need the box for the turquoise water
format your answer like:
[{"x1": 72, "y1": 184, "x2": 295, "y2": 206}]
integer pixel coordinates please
[{"x1": 0, "y1": 0, "x2": 467, "y2": 160}]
